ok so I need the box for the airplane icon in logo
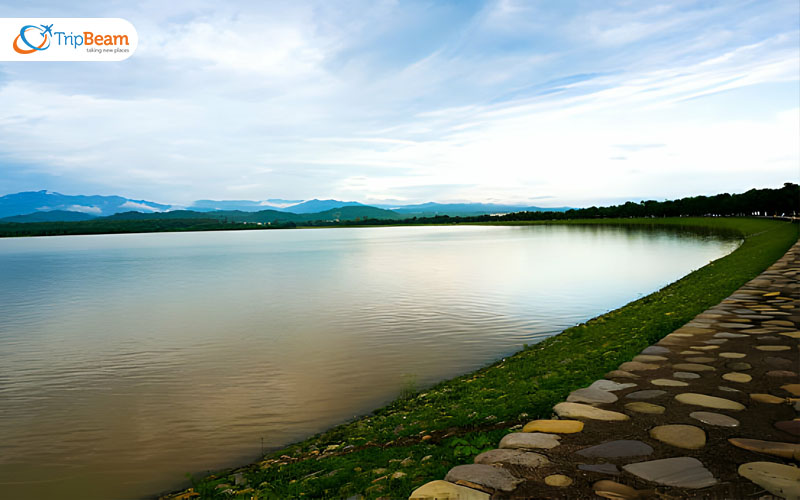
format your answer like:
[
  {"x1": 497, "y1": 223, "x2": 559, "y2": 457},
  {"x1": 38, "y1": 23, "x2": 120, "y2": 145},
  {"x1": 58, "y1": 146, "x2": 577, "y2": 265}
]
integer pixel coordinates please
[{"x1": 40, "y1": 24, "x2": 53, "y2": 38}]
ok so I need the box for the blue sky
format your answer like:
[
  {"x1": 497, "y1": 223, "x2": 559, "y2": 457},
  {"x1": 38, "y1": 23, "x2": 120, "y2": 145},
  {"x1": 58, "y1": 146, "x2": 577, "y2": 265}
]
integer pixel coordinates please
[{"x1": 0, "y1": 0, "x2": 798, "y2": 207}]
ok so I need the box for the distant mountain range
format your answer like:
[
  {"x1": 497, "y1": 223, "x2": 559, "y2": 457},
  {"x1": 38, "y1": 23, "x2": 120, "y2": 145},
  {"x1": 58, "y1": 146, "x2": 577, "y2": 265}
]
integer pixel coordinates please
[{"x1": 0, "y1": 191, "x2": 570, "y2": 223}]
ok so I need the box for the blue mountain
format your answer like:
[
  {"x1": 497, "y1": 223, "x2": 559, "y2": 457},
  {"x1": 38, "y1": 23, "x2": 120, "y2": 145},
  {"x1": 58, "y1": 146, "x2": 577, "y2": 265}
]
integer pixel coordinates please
[
  {"x1": 0, "y1": 191, "x2": 170, "y2": 218},
  {"x1": 283, "y1": 199, "x2": 366, "y2": 213}
]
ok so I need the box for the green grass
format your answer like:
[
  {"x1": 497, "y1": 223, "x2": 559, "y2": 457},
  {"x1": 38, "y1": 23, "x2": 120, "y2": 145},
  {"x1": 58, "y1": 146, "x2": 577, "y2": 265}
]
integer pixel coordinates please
[{"x1": 173, "y1": 217, "x2": 798, "y2": 500}]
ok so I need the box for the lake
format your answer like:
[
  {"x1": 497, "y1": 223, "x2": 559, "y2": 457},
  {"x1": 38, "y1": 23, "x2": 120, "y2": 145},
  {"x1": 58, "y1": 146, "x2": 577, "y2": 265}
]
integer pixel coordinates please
[{"x1": 0, "y1": 224, "x2": 739, "y2": 499}]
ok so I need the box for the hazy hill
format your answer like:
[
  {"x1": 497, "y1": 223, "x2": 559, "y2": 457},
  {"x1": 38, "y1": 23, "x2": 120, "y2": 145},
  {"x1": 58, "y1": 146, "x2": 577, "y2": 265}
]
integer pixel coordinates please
[
  {"x1": 388, "y1": 202, "x2": 571, "y2": 217},
  {"x1": 0, "y1": 210, "x2": 98, "y2": 223},
  {"x1": 283, "y1": 199, "x2": 366, "y2": 213},
  {"x1": 103, "y1": 205, "x2": 401, "y2": 223},
  {"x1": 0, "y1": 190, "x2": 170, "y2": 218}
]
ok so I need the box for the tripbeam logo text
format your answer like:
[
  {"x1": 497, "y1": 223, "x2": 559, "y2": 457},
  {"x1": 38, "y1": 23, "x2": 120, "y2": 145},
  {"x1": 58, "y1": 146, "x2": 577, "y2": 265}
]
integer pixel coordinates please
[{"x1": 1, "y1": 18, "x2": 137, "y2": 61}]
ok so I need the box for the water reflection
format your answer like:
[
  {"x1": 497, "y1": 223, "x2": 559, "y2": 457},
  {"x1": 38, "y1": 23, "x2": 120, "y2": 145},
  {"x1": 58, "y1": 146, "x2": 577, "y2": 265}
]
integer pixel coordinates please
[{"x1": 0, "y1": 225, "x2": 739, "y2": 499}]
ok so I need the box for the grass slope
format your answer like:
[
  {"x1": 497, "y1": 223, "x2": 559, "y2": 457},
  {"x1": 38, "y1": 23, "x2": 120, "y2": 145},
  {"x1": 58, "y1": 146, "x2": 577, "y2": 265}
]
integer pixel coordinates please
[{"x1": 173, "y1": 218, "x2": 797, "y2": 500}]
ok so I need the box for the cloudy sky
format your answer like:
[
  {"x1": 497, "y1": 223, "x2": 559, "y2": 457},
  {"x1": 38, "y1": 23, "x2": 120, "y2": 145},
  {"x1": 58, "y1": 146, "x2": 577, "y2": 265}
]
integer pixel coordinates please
[{"x1": 0, "y1": 0, "x2": 798, "y2": 207}]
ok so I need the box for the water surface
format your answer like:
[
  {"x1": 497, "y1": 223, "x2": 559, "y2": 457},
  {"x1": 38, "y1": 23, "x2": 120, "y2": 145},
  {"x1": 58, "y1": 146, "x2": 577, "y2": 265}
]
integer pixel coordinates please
[{"x1": 0, "y1": 225, "x2": 739, "y2": 499}]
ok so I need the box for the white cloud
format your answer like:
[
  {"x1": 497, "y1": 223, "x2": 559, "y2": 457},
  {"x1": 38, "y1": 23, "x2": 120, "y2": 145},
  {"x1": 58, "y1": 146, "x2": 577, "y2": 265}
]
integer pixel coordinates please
[
  {"x1": 67, "y1": 205, "x2": 102, "y2": 214},
  {"x1": 120, "y1": 201, "x2": 162, "y2": 212}
]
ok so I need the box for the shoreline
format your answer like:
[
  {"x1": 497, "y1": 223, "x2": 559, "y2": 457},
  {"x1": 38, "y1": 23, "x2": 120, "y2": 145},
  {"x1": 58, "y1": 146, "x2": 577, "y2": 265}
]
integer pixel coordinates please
[{"x1": 155, "y1": 217, "x2": 798, "y2": 499}]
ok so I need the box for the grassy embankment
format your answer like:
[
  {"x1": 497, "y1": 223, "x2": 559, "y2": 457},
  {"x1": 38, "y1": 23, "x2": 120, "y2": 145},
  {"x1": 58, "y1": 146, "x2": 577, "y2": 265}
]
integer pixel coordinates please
[{"x1": 175, "y1": 217, "x2": 798, "y2": 500}]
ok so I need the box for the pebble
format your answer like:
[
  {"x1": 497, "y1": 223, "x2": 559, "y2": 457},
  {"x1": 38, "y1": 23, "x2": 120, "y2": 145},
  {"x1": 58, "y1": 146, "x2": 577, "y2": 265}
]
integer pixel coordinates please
[
  {"x1": 718, "y1": 385, "x2": 741, "y2": 393},
  {"x1": 576, "y1": 440, "x2": 654, "y2": 458},
  {"x1": 633, "y1": 355, "x2": 667, "y2": 362},
  {"x1": 605, "y1": 370, "x2": 639, "y2": 379},
  {"x1": 689, "y1": 411, "x2": 739, "y2": 427},
  {"x1": 674, "y1": 393, "x2": 745, "y2": 410},
  {"x1": 766, "y1": 370, "x2": 797, "y2": 377},
  {"x1": 673, "y1": 371, "x2": 700, "y2": 379},
  {"x1": 618, "y1": 361, "x2": 661, "y2": 371},
  {"x1": 625, "y1": 390, "x2": 667, "y2": 400},
  {"x1": 592, "y1": 480, "x2": 651, "y2": 500},
  {"x1": 649, "y1": 424, "x2": 706, "y2": 449},
  {"x1": 750, "y1": 393, "x2": 785, "y2": 404},
  {"x1": 651, "y1": 378, "x2": 688, "y2": 387},
  {"x1": 725, "y1": 362, "x2": 751, "y2": 370},
  {"x1": 522, "y1": 420, "x2": 583, "y2": 434},
  {"x1": 567, "y1": 387, "x2": 619, "y2": 404},
  {"x1": 722, "y1": 372, "x2": 752, "y2": 383},
  {"x1": 588, "y1": 379, "x2": 637, "y2": 392},
  {"x1": 553, "y1": 402, "x2": 630, "y2": 421},
  {"x1": 728, "y1": 438, "x2": 800, "y2": 460},
  {"x1": 499, "y1": 432, "x2": 561, "y2": 450},
  {"x1": 623, "y1": 457, "x2": 717, "y2": 488},
  {"x1": 714, "y1": 332, "x2": 749, "y2": 338},
  {"x1": 641, "y1": 346, "x2": 670, "y2": 355},
  {"x1": 444, "y1": 464, "x2": 523, "y2": 493},
  {"x1": 474, "y1": 449, "x2": 550, "y2": 468},
  {"x1": 755, "y1": 345, "x2": 791, "y2": 351},
  {"x1": 544, "y1": 474, "x2": 572, "y2": 487},
  {"x1": 685, "y1": 356, "x2": 715, "y2": 363},
  {"x1": 624, "y1": 402, "x2": 665, "y2": 414},
  {"x1": 738, "y1": 462, "x2": 800, "y2": 500},
  {"x1": 781, "y1": 383, "x2": 800, "y2": 396},
  {"x1": 718, "y1": 352, "x2": 746, "y2": 358},
  {"x1": 409, "y1": 480, "x2": 490, "y2": 500}
]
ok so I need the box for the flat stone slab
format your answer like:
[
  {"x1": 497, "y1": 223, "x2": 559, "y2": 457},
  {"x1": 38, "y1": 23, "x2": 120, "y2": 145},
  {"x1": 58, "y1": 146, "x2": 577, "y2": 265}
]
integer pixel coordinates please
[
  {"x1": 593, "y1": 480, "x2": 651, "y2": 500},
  {"x1": 410, "y1": 480, "x2": 490, "y2": 500},
  {"x1": 633, "y1": 354, "x2": 668, "y2": 362},
  {"x1": 445, "y1": 464, "x2": 523, "y2": 493},
  {"x1": 673, "y1": 371, "x2": 700, "y2": 379},
  {"x1": 685, "y1": 356, "x2": 715, "y2": 363},
  {"x1": 576, "y1": 440, "x2": 654, "y2": 458},
  {"x1": 775, "y1": 420, "x2": 800, "y2": 437},
  {"x1": 651, "y1": 378, "x2": 688, "y2": 387},
  {"x1": 605, "y1": 370, "x2": 639, "y2": 379},
  {"x1": 755, "y1": 345, "x2": 791, "y2": 351},
  {"x1": 588, "y1": 379, "x2": 637, "y2": 392},
  {"x1": 553, "y1": 402, "x2": 629, "y2": 421},
  {"x1": 618, "y1": 361, "x2": 661, "y2": 371},
  {"x1": 522, "y1": 419, "x2": 583, "y2": 433},
  {"x1": 689, "y1": 411, "x2": 740, "y2": 427},
  {"x1": 624, "y1": 402, "x2": 665, "y2": 414},
  {"x1": 766, "y1": 370, "x2": 797, "y2": 377},
  {"x1": 672, "y1": 363, "x2": 716, "y2": 372},
  {"x1": 722, "y1": 372, "x2": 752, "y2": 383},
  {"x1": 728, "y1": 438, "x2": 800, "y2": 460},
  {"x1": 641, "y1": 346, "x2": 670, "y2": 355},
  {"x1": 750, "y1": 393, "x2": 785, "y2": 404},
  {"x1": 719, "y1": 352, "x2": 746, "y2": 358},
  {"x1": 625, "y1": 390, "x2": 667, "y2": 400},
  {"x1": 474, "y1": 449, "x2": 550, "y2": 468},
  {"x1": 499, "y1": 432, "x2": 560, "y2": 450},
  {"x1": 781, "y1": 383, "x2": 800, "y2": 396},
  {"x1": 578, "y1": 464, "x2": 620, "y2": 475},
  {"x1": 649, "y1": 424, "x2": 706, "y2": 449},
  {"x1": 738, "y1": 462, "x2": 800, "y2": 500},
  {"x1": 623, "y1": 457, "x2": 717, "y2": 488},
  {"x1": 675, "y1": 393, "x2": 745, "y2": 410},
  {"x1": 714, "y1": 332, "x2": 749, "y2": 339},
  {"x1": 726, "y1": 362, "x2": 751, "y2": 371},
  {"x1": 567, "y1": 387, "x2": 619, "y2": 404}
]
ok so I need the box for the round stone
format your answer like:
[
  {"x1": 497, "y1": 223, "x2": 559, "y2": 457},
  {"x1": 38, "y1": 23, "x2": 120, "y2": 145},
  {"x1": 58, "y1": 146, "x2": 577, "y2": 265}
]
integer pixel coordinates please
[
  {"x1": 633, "y1": 354, "x2": 668, "y2": 362},
  {"x1": 675, "y1": 393, "x2": 746, "y2": 410},
  {"x1": 410, "y1": 480, "x2": 491, "y2": 500},
  {"x1": 576, "y1": 440, "x2": 654, "y2": 458},
  {"x1": 750, "y1": 393, "x2": 785, "y2": 404},
  {"x1": 593, "y1": 480, "x2": 643, "y2": 500},
  {"x1": 756, "y1": 345, "x2": 791, "y2": 351},
  {"x1": 728, "y1": 438, "x2": 800, "y2": 460},
  {"x1": 685, "y1": 356, "x2": 715, "y2": 363},
  {"x1": 445, "y1": 465, "x2": 523, "y2": 493},
  {"x1": 625, "y1": 390, "x2": 667, "y2": 400},
  {"x1": 766, "y1": 370, "x2": 797, "y2": 377},
  {"x1": 618, "y1": 361, "x2": 661, "y2": 371},
  {"x1": 499, "y1": 432, "x2": 561, "y2": 450},
  {"x1": 624, "y1": 402, "x2": 665, "y2": 414},
  {"x1": 641, "y1": 346, "x2": 670, "y2": 355},
  {"x1": 673, "y1": 371, "x2": 700, "y2": 379},
  {"x1": 690, "y1": 345, "x2": 719, "y2": 350},
  {"x1": 605, "y1": 370, "x2": 639, "y2": 379},
  {"x1": 588, "y1": 380, "x2": 637, "y2": 392},
  {"x1": 722, "y1": 372, "x2": 752, "y2": 383},
  {"x1": 719, "y1": 352, "x2": 746, "y2": 358},
  {"x1": 689, "y1": 411, "x2": 739, "y2": 427},
  {"x1": 726, "y1": 362, "x2": 752, "y2": 371},
  {"x1": 474, "y1": 449, "x2": 550, "y2": 469},
  {"x1": 738, "y1": 462, "x2": 800, "y2": 499},
  {"x1": 567, "y1": 387, "x2": 619, "y2": 404},
  {"x1": 649, "y1": 424, "x2": 706, "y2": 449},
  {"x1": 544, "y1": 474, "x2": 572, "y2": 487},
  {"x1": 651, "y1": 378, "x2": 689, "y2": 387},
  {"x1": 522, "y1": 420, "x2": 583, "y2": 433},
  {"x1": 553, "y1": 402, "x2": 629, "y2": 421},
  {"x1": 781, "y1": 384, "x2": 800, "y2": 396}
]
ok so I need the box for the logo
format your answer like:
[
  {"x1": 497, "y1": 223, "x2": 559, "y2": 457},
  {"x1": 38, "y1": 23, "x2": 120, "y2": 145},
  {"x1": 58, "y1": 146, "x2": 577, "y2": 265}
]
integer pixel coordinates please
[
  {"x1": 13, "y1": 24, "x2": 53, "y2": 54},
  {"x1": 1, "y1": 18, "x2": 138, "y2": 61}
]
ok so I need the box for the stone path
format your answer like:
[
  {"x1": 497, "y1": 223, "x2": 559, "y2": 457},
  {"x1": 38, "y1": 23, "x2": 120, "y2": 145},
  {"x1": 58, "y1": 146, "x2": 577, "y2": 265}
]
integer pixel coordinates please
[{"x1": 410, "y1": 241, "x2": 800, "y2": 499}]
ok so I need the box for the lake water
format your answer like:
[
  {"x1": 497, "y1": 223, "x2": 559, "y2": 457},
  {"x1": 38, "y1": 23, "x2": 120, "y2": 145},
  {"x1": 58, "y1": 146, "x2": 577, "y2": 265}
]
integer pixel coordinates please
[{"x1": 0, "y1": 225, "x2": 739, "y2": 499}]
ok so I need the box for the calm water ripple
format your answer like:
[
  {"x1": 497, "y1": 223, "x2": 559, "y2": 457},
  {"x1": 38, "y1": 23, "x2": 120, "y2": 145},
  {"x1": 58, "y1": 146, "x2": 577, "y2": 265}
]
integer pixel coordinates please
[{"x1": 0, "y1": 225, "x2": 738, "y2": 499}]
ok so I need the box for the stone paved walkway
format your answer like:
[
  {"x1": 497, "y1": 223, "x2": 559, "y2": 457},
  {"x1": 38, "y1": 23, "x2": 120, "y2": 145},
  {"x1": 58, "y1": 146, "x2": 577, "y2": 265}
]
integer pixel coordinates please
[{"x1": 410, "y1": 241, "x2": 800, "y2": 499}]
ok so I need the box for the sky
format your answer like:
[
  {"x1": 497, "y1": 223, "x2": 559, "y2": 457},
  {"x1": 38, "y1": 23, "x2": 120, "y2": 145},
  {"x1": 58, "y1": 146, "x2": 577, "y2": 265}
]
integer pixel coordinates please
[{"x1": 0, "y1": 0, "x2": 798, "y2": 207}]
